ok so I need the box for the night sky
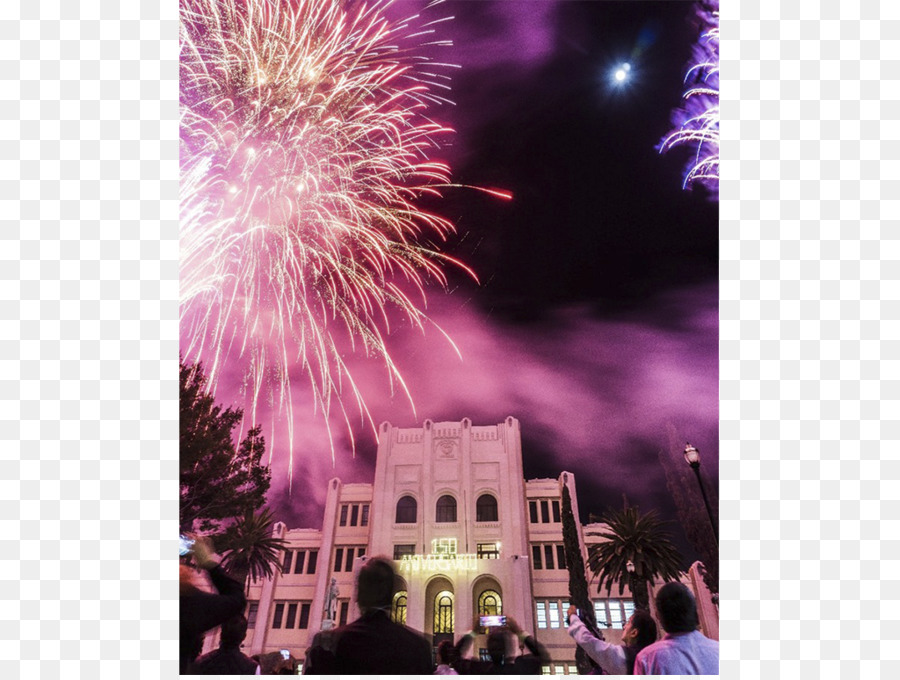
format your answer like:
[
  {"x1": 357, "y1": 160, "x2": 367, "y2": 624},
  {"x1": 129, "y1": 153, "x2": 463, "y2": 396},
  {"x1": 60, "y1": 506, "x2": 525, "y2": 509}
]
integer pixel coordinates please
[{"x1": 204, "y1": 1, "x2": 718, "y2": 567}]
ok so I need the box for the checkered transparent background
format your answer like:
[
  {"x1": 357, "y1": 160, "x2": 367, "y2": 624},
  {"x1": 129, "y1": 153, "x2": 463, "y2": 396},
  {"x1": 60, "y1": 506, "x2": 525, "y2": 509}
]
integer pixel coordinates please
[{"x1": 1, "y1": 0, "x2": 896, "y2": 678}]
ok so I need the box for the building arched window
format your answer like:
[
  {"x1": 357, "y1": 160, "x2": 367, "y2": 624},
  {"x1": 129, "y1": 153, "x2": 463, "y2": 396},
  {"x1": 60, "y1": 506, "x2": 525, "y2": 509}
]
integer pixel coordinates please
[
  {"x1": 395, "y1": 496, "x2": 417, "y2": 524},
  {"x1": 392, "y1": 591, "x2": 408, "y2": 625},
  {"x1": 476, "y1": 494, "x2": 498, "y2": 522},
  {"x1": 434, "y1": 591, "x2": 454, "y2": 633},
  {"x1": 435, "y1": 495, "x2": 457, "y2": 523},
  {"x1": 477, "y1": 589, "x2": 502, "y2": 617}
]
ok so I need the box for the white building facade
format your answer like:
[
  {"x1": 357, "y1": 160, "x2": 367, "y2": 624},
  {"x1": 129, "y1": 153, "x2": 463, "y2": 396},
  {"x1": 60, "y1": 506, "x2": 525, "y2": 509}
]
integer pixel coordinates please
[{"x1": 238, "y1": 417, "x2": 714, "y2": 673}]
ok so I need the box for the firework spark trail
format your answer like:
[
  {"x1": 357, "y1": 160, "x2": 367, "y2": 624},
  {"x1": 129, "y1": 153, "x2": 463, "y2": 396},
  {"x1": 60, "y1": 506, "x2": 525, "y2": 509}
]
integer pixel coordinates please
[
  {"x1": 659, "y1": 3, "x2": 719, "y2": 194},
  {"x1": 180, "y1": 0, "x2": 508, "y2": 485}
]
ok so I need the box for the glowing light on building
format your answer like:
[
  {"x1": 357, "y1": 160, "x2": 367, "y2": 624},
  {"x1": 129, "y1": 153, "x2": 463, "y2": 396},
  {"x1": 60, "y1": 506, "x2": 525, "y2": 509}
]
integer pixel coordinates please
[{"x1": 398, "y1": 537, "x2": 479, "y2": 573}]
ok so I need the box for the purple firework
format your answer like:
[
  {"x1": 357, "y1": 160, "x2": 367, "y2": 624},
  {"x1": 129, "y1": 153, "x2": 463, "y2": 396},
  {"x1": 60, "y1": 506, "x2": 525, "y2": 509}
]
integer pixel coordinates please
[{"x1": 660, "y1": 2, "x2": 719, "y2": 197}]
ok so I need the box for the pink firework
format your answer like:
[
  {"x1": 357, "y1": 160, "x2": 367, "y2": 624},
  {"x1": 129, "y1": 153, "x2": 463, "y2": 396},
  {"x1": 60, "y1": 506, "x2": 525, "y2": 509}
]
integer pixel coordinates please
[{"x1": 180, "y1": 0, "x2": 507, "y2": 479}]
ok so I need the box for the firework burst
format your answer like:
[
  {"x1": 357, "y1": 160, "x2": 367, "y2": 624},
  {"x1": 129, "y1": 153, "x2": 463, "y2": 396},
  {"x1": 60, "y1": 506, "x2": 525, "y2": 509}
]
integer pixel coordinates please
[
  {"x1": 660, "y1": 2, "x2": 719, "y2": 195},
  {"x1": 180, "y1": 0, "x2": 505, "y2": 480}
]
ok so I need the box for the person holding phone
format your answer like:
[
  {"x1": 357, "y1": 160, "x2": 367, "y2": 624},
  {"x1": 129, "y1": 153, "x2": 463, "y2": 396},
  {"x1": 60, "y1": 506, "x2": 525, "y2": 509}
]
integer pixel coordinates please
[
  {"x1": 506, "y1": 616, "x2": 550, "y2": 674},
  {"x1": 567, "y1": 604, "x2": 658, "y2": 675},
  {"x1": 179, "y1": 534, "x2": 247, "y2": 673},
  {"x1": 453, "y1": 615, "x2": 548, "y2": 674}
]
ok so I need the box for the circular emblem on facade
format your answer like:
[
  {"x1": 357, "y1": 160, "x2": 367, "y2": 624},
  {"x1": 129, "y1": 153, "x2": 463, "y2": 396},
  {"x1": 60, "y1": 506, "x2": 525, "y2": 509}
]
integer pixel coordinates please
[{"x1": 434, "y1": 439, "x2": 457, "y2": 458}]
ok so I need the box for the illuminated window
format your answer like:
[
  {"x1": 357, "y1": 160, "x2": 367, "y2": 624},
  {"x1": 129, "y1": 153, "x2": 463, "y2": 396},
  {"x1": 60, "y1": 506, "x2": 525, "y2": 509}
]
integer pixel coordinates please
[
  {"x1": 548, "y1": 601, "x2": 560, "y2": 629},
  {"x1": 476, "y1": 494, "x2": 498, "y2": 522},
  {"x1": 392, "y1": 591, "x2": 408, "y2": 625},
  {"x1": 609, "y1": 600, "x2": 624, "y2": 629},
  {"x1": 536, "y1": 602, "x2": 547, "y2": 629},
  {"x1": 478, "y1": 589, "x2": 502, "y2": 617},
  {"x1": 434, "y1": 591, "x2": 454, "y2": 633},
  {"x1": 541, "y1": 665, "x2": 551, "y2": 675},
  {"x1": 555, "y1": 665, "x2": 565, "y2": 675},
  {"x1": 436, "y1": 495, "x2": 457, "y2": 523},
  {"x1": 477, "y1": 542, "x2": 500, "y2": 559},
  {"x1": 594, "y1": 599, "x2": 634, "y2": 629},
  {"x1": 396, "y1": 496, "x2": 417, "y2": 524}
]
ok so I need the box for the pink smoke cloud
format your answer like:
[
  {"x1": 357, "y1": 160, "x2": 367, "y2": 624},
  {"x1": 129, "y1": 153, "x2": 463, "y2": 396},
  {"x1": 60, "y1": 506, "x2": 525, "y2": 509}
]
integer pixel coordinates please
[{"x1": 209, "y1": 281, "x2": 718, "y2": 529}]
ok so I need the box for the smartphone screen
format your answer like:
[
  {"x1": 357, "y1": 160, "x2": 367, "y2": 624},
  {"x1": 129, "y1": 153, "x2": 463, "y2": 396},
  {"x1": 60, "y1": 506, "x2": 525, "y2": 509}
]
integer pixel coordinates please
[
  {"x1": 179, "y1": 535, "x2": 195, "y2": 556},
  {"x1": 480, "y1": 615, "x2": 507, "y2": 627}
]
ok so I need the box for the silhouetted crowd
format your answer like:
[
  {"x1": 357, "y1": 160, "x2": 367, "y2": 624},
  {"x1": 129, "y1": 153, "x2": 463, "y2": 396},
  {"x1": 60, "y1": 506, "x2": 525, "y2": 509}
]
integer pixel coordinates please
[{"x1": 181, "y1": 537, "x2": 718, "y2": 675}]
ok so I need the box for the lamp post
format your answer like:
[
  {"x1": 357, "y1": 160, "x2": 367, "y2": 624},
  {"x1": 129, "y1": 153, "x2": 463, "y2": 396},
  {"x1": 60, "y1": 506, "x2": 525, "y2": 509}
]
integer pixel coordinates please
[
  {"x1": 626, "y1": 559, "x2": 648, "y2": 611},
  {"x1": 683, "y1": 443, "x2": 718, "y2": 545}
]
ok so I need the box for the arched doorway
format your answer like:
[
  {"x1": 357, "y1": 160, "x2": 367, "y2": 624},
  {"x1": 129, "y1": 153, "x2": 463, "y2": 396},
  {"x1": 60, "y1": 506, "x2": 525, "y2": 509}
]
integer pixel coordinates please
[
  {"x1": 472, "y1": 576, "x2": 503, "y2": 634},
  {"x1": 392, "y1": 574, "x2": 409, "y2": 625},
  {"x1": 425, "y1": 576, "x2": 455, "y2": 654}
]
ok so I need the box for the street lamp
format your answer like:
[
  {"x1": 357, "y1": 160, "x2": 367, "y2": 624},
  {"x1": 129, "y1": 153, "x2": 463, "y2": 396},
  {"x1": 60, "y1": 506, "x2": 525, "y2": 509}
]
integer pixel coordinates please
[
  {"x1": 625, "y1": 559, "x2": 648, "y2": 611},
  {"x1": 683, "y1": 443, "x2": 718, "y2": 545}
]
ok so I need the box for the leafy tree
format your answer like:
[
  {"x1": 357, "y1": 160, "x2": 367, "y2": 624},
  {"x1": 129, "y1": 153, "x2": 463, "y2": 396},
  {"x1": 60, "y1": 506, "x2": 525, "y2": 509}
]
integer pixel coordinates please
[
  {"x1": 180, "y1": 360, "x2": 271, "y2": 533},
  {"x1": 218, "y1": 507, "x2": 289, "y2": 591},
  {"x1": 560, "y1": 477, "x2": 602, "y2": 675},
  {"x1": 586, "y1": 506, "x2": 684, "y2": 611}
]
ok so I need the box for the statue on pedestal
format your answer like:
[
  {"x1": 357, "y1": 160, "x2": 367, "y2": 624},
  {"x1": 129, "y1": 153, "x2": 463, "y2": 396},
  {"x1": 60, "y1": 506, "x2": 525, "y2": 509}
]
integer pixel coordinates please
[{"x1": 321, "y1": 577, "x2": 339, "y2": 630}]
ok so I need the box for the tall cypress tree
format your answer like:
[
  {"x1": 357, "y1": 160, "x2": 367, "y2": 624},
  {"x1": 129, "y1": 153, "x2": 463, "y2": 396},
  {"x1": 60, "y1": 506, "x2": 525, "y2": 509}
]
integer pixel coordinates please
[{"x1": 560, "y1": 475, "x2": 601, "y2": 674}]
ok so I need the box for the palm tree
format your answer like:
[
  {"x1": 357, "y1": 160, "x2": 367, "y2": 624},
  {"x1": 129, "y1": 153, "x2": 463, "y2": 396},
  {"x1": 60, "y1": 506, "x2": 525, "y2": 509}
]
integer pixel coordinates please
[
  {"x1": 586, "y1": 506, "x2": 683, "y2": 611},
  {"x1": 218, "y1": 507, "x2": 289, "y2": 591}
]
